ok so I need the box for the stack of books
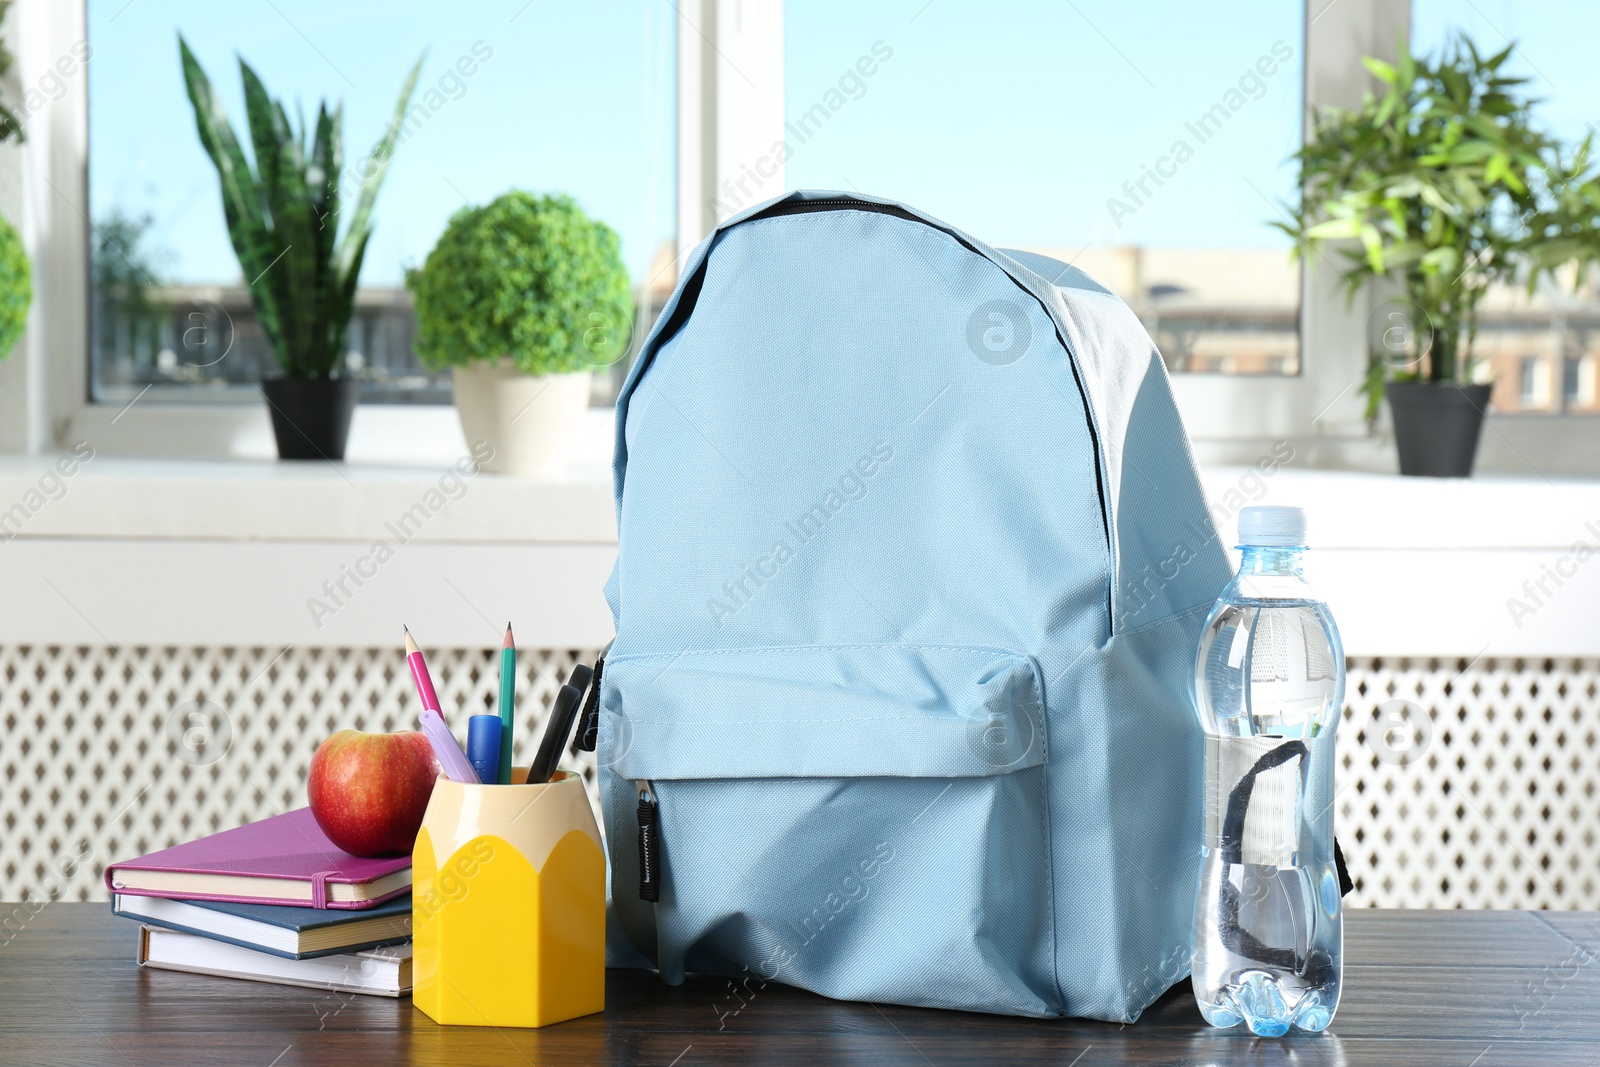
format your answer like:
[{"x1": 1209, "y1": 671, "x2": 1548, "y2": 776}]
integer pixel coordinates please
[{"x1": 105, "y1": 807, "x2": 415, "y2": 997}]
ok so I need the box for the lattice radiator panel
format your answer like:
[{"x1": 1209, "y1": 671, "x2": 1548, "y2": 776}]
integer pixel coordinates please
[
  {"x1": 1340, "y1": 656, "x2": 1600, "y2": 910},
  {"x1": 1, "y1": 647, "x2": 1595, "y2": 910},
  {"x1": 0, "y1": 644, "x2": 603, "y2": 907}
]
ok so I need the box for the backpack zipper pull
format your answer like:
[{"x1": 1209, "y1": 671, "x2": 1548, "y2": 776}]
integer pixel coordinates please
[
  {"x1": 636, "y1": 779, "x2": 661, "y2": 902},
  {"x1": 576, "y1": 653, "x2": 605, "y2": 752}
]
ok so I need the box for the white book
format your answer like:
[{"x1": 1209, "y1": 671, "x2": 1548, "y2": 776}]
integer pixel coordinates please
[{"x1": 136, "y1": 925, "x2": 412, "y2": 997}]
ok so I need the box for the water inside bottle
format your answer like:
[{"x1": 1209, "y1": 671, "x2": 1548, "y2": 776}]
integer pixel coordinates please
[
  {"x1": 1198, "y1": 599, "x2": 1340, "y2": 739},
  {"x1": 1193, "y1": 577, "x2": 1343, "y2": 1035},
  {"x1": 1192, "y1": 854, "x2": 1342, "y2": 1035}
]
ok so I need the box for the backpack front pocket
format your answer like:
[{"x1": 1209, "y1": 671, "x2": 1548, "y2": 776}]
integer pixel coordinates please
[{"x1": 601, "y1": 643, "x2": 1060, "y2": 1017}]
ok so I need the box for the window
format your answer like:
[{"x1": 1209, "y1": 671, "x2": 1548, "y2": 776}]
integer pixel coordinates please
[
  {"x1": 86, "y1": 0, "x2": 674, "y2": 405},
  {"x1": 1519, "y1": 355, "x2": 1547, "y2": 408},
  {"x1": 1414, "y1": 0, "x2": 1600, "y2": 417},
  {"x1": 1564, "y1": 356, "x2": 1594, "y2": 409},
  {"x1": 780, "y1": 0, "x2": 1305, "y2": 376}
]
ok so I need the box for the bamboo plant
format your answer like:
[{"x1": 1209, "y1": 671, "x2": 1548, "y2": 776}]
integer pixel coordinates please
[
  {"x1": 178, "y1": 37, "x2": 421, "y2": 379},
  {"x1": 1279, "y1": 33, "x2": 1600, "y2": 417}
]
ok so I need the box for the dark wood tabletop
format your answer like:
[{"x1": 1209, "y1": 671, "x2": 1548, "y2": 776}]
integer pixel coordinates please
[{"x1": 2, "y1": 904, "x2": 1597, "y2": 1066}]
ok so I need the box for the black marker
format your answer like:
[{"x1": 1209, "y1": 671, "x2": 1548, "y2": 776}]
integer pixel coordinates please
[{"x1": 528, "y1": 683, "x2": 583, "y2": 784}]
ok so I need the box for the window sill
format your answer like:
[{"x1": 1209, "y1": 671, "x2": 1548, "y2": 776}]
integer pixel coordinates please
[
  {"x1": 1, "y1": 432, "x2": 618, "y2": 546},
  {"x1": 1200, "y1": 465, "x2": 1600, "y2": 551},
  {"x1": 1, "y1": 449, "x2": 1593, "y2": 656},
  {"x1": 69, "y1": 398, "x2": 620, "y2": 465},
  {"x1": 5, "y1": 432, "x2": 1594, "y2": 548}
]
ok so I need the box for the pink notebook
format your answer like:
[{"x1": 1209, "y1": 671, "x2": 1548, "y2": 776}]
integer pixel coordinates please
[{"x1": 104, "y1": 808, "x2": 412, "y2": 910}]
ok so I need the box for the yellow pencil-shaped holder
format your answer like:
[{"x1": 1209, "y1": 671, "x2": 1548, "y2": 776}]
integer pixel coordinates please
[{"x1": 412, "y1": 770, "x2": 605, "y2": 1028}]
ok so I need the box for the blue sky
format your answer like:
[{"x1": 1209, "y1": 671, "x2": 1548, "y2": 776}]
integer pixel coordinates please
[
  {"x1": 88, "y1": 1, "x2": 1596, "y2": 288},
  {"x1": 784, "y1": 0, "x2": 1304, "y2": 253}
]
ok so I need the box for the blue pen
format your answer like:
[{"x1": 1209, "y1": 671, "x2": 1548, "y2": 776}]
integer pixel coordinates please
[{"x1": 467, "y1": 715, "x2": 504, "y2": 785}]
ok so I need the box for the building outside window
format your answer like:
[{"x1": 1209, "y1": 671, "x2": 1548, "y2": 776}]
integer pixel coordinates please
[{"x1": 782, "y1": 0, "x2": 1304, "y2": 379}]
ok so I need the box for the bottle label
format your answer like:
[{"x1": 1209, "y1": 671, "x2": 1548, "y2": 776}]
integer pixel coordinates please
[{"x1": 1203, "y1": 735, "x2": 1307, "y2": 867}]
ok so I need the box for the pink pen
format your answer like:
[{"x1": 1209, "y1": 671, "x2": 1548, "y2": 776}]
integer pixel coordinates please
[{"x1": 403, "y1": 625, "x2": 442, "y2": 714}]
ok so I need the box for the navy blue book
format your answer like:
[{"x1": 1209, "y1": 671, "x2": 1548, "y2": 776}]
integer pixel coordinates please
[{"x1": 112, "y1": 891, "x2": 411, "y2": 960}]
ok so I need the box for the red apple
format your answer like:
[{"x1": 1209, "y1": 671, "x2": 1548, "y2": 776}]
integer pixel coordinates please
[{"x1": 308, "y1": 730, "x2": 440, "y2": 857}]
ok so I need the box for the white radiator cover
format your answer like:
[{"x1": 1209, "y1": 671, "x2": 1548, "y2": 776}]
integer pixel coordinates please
[
  {"x1": 0, "y1": 645, "x2": 604, "y2": 911},
  {"x1": 1, "y1": 646, "x2": 1595, "y2": 910}
]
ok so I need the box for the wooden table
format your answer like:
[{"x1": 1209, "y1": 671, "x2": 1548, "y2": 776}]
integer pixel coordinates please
[{"x1": 2, "y1": 904, "x2": 1597, "y2": 1065}]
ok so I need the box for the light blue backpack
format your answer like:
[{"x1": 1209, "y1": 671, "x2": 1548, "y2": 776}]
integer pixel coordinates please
[{"x1": 594, "y1": 190, "x2": 1232, "y2": 1022}]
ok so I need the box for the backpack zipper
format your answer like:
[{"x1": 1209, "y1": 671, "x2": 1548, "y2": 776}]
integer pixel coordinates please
[
  {"x1": 635, "y1": 779, "x2": 661, "y2": 902},
  {"x1": 747, "y1": 198, "x2": 992, "y2": 262},
  {"x1": 749, "y1": 198, "x2": 919, "y2": 220}
]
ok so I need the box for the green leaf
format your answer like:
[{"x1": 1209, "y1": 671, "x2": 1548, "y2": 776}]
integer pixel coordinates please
[
  {"x1": 1363, "y1": 56, "x2": 1398, "y2": 84},
  {"x1": 334, "y1": 54, "x2": 423, "y2": 289},
  {"x1": 1396, "y1": 39, "x2": 1416, "y2": 88},
  {"x1": 1420, "y1": 246, "x2": 1459, "y2": 273},
  {"x1": 178, "y1": 36, "x2": 282, "y2": 356},
  {"x1": 329, "y1": 225, "x2": 370, "y2": 370},
  {"x1": 1306, "y1": 217, "x2": 1361, "y2": 240},
  {"x1": 310, "y1": 103, "x2": 339, "y2": 220},
  {"x1": 1359, "y1": 223, "x2": 1387, "y2": 273},
  {"x1": 1416, "y1": 181, "x2": 1455, "y2": 215},
  {"x1": 1373, "y1": 88, "x2": 1399, "y2": 128},
  {"x1": 237, "y1": 61, "x2": 287, "y2": 214},
  {"x1": 1359, "y1": 355, "x2": 1388, "y2": 421}
]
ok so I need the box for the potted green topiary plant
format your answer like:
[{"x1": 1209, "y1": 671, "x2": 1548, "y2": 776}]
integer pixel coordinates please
[
  {"x1": 1282, "y1": 33, "x2": 1600, "y2": 477},
  {"x1": 406, "y1": 191, "x2": 633, "y2": 475},
  {"x1": 178, "y1": 37, "x2": 419, "y2": 460},
  {"x1": 0, "y1": 213, "x2": 30, "y2": 359}
]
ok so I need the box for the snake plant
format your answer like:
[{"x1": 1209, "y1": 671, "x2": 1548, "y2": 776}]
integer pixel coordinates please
[{"x1": 178, "y1": 37, "x2": 421, "y2": 378}]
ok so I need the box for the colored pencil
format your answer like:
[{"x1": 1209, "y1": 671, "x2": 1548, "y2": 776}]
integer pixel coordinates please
[
  {"x1": 497, "y1": 623, "x2": 516, "y2": 785},
  {"x1": 403, "y1": 626, "x2": 442, "y2": 715}
]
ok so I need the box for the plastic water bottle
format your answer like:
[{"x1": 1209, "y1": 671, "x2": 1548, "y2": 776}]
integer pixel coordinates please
[{"x1": 1192, "y1": 505, "x2": 1344, "y2": 1036}]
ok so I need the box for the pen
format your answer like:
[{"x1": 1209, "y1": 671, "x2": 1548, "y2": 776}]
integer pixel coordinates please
[
  {"x1": 497, "y1": 623, "x2": 516, "y2": 785},
  {"x1": 528, "y1": 683, "x2": 583, "y2": 785},
  {"x1": 403, "y1": 625, "x2": 442, "y2": 716},
  {"x1": 419, "y1": 709, "x2": 480, "y2": 784}
]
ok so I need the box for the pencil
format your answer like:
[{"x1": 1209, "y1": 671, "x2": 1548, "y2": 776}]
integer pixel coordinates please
[
  {"x1": 498, "y1": 623, "x2": 516, "y2": 786},
  {"x1": 404, "y1": 625, "x2": 442, "y2": 715}
]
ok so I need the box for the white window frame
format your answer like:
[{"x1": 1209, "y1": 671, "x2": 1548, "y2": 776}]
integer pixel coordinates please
[
  {"x1": 1158, "y1": 0, "x2": 1407, "y2": 466},
  {"x1": 675, "y1": 0, "x2": 1408, "y2": 462},
  {"x1": 677, "y1": 0, "x2": 1600, "y2": 477},
  {"x1": 9, "y1": 0, "x2": 1600, "y2": 474}
]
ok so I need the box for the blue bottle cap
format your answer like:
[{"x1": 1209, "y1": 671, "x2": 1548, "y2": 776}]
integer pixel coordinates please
[{"x1": 466, "y1": 714, "x2": 504, "y2": 784}]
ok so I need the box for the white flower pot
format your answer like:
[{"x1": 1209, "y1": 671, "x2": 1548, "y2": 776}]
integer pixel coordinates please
[{"x1": 451, "y1": 361, "x2": 591, "y2": 476}]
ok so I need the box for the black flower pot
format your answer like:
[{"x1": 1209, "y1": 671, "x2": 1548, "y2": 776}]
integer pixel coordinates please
[
  {"x1": 1385, "y1": 380, "x2": 1491, "y2": 478},
  {"x1": 260, "y1": 378, "x2": 358, "y2": 460}
]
